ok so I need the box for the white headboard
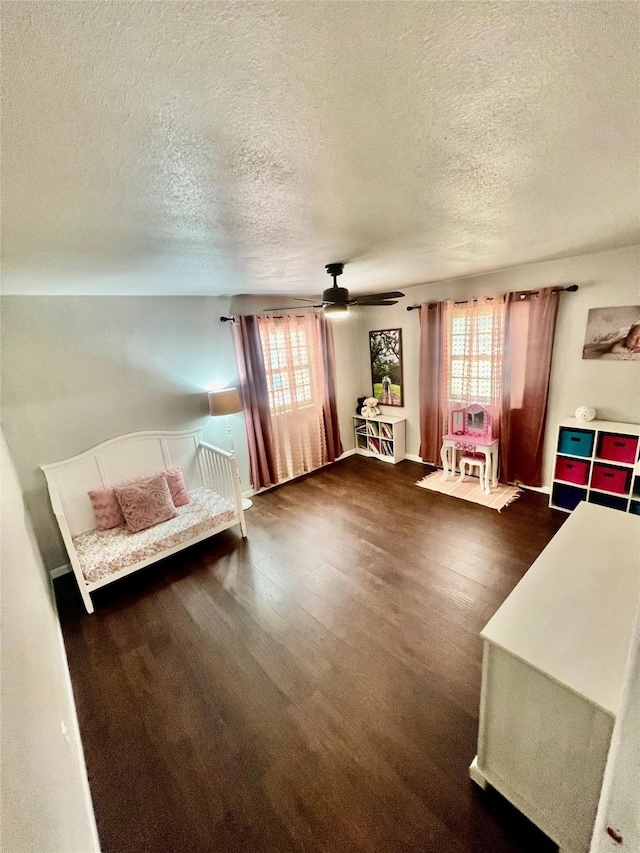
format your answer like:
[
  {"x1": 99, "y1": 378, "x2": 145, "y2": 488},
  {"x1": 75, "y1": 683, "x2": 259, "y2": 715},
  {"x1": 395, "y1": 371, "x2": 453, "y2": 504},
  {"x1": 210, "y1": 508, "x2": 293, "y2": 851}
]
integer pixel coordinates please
[{"x1": 41, "y1": 429, "x2": 206, "y2": 536}]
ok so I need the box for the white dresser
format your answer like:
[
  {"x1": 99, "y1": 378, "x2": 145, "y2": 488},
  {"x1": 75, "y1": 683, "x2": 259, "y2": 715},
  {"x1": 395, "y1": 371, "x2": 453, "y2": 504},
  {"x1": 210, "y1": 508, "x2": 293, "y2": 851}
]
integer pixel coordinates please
[{"x1": 470, "y1": 503, "x2": 640, "y2": 853}]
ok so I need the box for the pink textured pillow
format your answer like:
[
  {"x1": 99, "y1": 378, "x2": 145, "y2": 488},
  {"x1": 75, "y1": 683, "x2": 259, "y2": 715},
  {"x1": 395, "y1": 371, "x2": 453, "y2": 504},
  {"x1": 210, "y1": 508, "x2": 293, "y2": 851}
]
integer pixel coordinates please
[
  {"x1": 113, "y1": 475, "x2": 177, "y2": 534},
  {"x1": 88, "y1": 488, "x2": 125, "y2": 531},
  {"x1": 160, "y1": 467, "x2": 189, "y2": 507},
  {"x1": 88, "y1": 467, "x2": 189, "y2": 530}
]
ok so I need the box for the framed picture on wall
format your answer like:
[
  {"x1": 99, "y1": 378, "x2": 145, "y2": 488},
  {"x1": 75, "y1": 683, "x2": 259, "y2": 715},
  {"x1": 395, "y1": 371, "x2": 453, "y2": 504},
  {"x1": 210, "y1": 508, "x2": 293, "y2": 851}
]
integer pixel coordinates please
[
  {"x1": 369, "y1": 328, "x2": 403, "y2": 406},
  {"x1": 582, "y1": 305, "x2": 640, "y2": 360}
]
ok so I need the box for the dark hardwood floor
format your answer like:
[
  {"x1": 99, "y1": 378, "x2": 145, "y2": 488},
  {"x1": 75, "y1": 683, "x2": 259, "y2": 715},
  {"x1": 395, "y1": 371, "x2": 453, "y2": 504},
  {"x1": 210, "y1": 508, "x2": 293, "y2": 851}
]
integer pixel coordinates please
[{"x1": 57, "y1": 457, "x2": 566, "y2": 853}]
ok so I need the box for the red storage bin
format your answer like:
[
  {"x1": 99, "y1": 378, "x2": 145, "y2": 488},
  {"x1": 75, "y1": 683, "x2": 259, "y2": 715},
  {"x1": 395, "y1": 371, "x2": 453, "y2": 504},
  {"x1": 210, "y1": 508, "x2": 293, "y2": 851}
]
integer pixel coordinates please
[
  {"x1": 555, "y1": 457, "x2": 589, "y2": 485},
  {"x1": 598, "y1": 433, "x2": 639, "y2": 465},
  {"x1": 591, "y1": 463, "x2": 630, "y2": 495}
]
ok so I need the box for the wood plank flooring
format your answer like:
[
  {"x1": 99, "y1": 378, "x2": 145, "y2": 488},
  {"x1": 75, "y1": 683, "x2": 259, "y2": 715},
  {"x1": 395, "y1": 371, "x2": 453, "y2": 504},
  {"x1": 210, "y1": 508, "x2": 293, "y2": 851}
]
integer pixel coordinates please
[{"x1": 57, "y1": 457, "x2": 566, "y2": 853}]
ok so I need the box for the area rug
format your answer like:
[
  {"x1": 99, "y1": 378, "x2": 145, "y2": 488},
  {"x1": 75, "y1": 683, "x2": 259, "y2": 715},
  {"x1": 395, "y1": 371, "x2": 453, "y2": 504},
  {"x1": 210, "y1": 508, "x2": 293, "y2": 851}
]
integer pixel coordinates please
[{"x1": 415, "y1": 471, "x2": 523, "y2": 512}]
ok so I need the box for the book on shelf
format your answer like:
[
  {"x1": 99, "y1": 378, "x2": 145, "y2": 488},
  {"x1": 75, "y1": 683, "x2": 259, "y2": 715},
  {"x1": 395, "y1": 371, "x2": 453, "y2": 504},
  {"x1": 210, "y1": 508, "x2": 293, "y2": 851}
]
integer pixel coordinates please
[
  {"x1": 380, "y1": 423, "x2": 393, "y2": 440},
  {"x1": 369, "y1": 437, "x2": 381, "y2": 454},
  {"x1": 366, "y1": 422, "x2": 379, "y2": 437},
  {"x1": 381, "y1": 439, "x2": 394, "y2": 456}
]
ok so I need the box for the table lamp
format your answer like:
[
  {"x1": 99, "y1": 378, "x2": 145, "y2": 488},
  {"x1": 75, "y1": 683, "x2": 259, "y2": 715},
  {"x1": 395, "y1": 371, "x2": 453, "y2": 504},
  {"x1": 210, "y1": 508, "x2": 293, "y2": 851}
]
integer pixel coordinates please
[{"x1": 208, "y1": 388, "x2": 253, "y2": 510}]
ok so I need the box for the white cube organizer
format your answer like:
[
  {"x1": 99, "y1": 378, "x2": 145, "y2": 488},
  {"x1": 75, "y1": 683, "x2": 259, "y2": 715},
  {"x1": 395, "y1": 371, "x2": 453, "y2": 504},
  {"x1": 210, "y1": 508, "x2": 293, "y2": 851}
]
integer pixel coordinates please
[
  {"x1": 353, "y1": 415, "x2": 406, "y2": 464},
  {"x1": 550, "y1": 418, "x2": 640, "y2": 515}
]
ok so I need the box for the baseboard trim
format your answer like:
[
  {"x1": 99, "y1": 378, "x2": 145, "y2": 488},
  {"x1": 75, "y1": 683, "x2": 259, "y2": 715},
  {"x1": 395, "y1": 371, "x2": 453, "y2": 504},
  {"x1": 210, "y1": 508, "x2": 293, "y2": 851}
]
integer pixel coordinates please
[
  {"x1": 338, "y1": 448, "x2": 357, "y2": 460},
  {"x1": 243, "y1": 452, "x2": 357, "y2": 499},
  {"x1": 521, "y1": 484, "x2": 551, "y2": 495},
  {"x1": 51, "y1": 563, "x2": 72, "y2": 579},
  {"x1": 405, "y1": 453, "x2": 430, "y2": 464}
]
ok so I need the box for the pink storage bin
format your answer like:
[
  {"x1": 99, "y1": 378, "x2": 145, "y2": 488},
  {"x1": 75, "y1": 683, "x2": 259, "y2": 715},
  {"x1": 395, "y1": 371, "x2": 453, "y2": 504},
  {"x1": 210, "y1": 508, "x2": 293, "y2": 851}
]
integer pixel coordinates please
[
  {"x1": 591, "y1": 463, "x2": 630, "y2": 495},
  {"x1": 555, "y1": 457, "x2": 589, "y2": 486},
  {"x1": 599, "y1": 433, "x2": 638, "y2": 465}
]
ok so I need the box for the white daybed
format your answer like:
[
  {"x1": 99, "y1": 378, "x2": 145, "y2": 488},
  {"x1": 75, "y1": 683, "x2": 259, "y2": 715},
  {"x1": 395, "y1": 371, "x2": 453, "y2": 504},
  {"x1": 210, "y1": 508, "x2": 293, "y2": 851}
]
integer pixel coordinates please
[{"x1": 41, "y1": 428, "x2": 247, "y2": 614}]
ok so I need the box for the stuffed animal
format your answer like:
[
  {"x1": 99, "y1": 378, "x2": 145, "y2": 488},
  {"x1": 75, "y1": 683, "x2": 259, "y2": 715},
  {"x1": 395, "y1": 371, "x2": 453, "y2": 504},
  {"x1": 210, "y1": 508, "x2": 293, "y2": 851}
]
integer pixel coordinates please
[
  {"x1": 360, "y1": 396, "x2": 381, "y2": 418},
  {"x1": 356, "y1": 396, "x2": 367, "y2": 415}
]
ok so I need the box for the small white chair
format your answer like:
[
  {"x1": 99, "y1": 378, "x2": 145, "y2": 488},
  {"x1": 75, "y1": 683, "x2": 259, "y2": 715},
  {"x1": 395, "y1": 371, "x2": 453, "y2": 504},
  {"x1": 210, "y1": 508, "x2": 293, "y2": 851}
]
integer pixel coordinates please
[{"x1": 458, "y1": 454, "x2": 489, "y2": 493}]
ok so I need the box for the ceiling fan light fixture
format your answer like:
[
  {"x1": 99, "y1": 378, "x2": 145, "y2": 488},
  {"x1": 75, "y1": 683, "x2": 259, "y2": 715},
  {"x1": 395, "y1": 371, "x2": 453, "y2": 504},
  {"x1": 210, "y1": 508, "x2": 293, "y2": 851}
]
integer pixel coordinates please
[
  {"x1": 324, "y1": 303, "x2": 350, "y2": 318},
  {"x1": 322, "y1": 285, "x2": 350, "y2": 304}
]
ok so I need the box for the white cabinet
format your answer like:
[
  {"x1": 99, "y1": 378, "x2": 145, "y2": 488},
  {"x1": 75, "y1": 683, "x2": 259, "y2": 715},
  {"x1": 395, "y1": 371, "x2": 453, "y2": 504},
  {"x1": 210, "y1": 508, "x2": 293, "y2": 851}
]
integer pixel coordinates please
[
  {"x1": 471, "y1": 503, "x2": 640, "y2": 853},
  {"x1": 353, "y1": 415, "x2": 406, "y2": 464}
]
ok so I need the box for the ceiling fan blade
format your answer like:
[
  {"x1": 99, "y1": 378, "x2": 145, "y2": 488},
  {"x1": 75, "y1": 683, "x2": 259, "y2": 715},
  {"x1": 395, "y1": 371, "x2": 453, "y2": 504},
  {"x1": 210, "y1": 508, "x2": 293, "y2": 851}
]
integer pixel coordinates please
[
  {"x1": 292, "y1": 296, "x2": 322, "y2": 302},
  {"x1": 262, "y1": 305, "x2": 323, "y2": 311},
  {"x1": 352, "y1": 299, "x2": 399, "y2": 307},
  {"x1": 353, "y1": 291, "x2": 405, "y2": 303}
]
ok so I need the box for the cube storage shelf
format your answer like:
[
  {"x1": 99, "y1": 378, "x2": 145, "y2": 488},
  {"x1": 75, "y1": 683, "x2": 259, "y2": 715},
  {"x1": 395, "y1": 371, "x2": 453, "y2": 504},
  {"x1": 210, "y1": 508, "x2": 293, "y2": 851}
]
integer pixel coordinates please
[
  {"x1": 550, "y1": 418, "x2": 640, "y2": 514},
  {"x1": 353, "y1": 415, "x2": 406, "y2": 464}
]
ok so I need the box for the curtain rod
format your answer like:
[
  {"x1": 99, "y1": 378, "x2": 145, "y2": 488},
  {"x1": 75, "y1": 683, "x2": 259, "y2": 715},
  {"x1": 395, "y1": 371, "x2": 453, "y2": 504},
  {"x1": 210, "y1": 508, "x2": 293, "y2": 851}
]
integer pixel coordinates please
[
  {"x1": 406, "y1": 284, "x2": 579, "y2": 311},
  {"x1": 220, "y1": 314, "x2": 309, "y2": 322}
]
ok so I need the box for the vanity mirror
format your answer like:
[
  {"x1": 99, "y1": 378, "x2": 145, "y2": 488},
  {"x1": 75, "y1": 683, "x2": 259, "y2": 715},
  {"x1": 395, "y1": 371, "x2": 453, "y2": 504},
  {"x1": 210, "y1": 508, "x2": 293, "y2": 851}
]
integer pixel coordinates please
[
  {"x1": 448, "y1": 404, "x2": 492, "y2": 440},
  {"x1": 451, "y1": 409, "x2": 465, "y2": 435}
]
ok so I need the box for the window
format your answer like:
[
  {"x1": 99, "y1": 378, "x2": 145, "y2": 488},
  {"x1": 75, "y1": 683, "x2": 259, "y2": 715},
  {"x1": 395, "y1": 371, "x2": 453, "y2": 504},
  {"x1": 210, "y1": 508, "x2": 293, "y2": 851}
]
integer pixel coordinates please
[
  {"x1": 444, "y1": 299, "x2": 505, "y2": 409},
  {"x1": 256, "y1": 313, "x2": 328, "y2": 483},
  {"x1": 259, "y1": 324, "x2": 314, "y2": 413}
]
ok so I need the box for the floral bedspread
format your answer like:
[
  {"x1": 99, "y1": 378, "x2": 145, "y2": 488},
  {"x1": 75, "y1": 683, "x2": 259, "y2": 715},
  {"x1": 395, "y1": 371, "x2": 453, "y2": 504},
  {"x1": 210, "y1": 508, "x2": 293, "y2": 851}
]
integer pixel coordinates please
[{"x1": 73, "y1": 488, "x2": 237, "y2": 583}]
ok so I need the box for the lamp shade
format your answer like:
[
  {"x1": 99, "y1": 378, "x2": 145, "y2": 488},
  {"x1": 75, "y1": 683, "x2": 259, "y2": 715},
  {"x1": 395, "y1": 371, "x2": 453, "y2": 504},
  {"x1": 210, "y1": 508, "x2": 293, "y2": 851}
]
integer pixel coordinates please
[{"x1": 208, "y1": 387, "x2": 243, "y2": 416}]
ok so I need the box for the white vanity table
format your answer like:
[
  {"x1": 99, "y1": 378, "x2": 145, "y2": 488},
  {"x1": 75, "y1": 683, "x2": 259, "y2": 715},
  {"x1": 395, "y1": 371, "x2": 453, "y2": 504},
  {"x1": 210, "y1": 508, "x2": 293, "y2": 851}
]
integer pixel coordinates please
[{"x1": 470, "y1": 503, "x2": 640, "y2": 852}]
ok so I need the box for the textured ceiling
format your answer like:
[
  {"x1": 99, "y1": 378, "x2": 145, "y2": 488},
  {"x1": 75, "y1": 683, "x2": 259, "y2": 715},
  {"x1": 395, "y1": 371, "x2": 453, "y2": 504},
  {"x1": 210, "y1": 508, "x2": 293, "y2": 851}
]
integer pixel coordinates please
[{"x1": 2, "y1": 1, "x2": 639, "y2": 296}]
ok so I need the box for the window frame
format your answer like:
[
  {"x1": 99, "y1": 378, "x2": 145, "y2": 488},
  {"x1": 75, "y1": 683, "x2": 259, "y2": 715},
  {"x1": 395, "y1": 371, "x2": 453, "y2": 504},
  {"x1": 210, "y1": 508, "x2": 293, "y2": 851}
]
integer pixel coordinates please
[
  {"x1": 446, "y1": 305, "x2": 503, "y2": 406},
  {"x1": 260, "y1": 324, "x2": 316, "y2": 414}
]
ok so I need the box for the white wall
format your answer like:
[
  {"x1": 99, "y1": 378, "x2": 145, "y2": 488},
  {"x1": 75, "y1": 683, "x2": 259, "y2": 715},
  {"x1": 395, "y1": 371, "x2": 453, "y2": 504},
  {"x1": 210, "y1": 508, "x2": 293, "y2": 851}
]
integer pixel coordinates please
[
  {"x1": 0, "y1": 431, "x2": 100, "y2": 852},
  {"x1": 0, "y1": 296, "x2": 248, "y2": 571},
  {"x1": 356, "y1": 245, "x2": 640, "y2": 485}
]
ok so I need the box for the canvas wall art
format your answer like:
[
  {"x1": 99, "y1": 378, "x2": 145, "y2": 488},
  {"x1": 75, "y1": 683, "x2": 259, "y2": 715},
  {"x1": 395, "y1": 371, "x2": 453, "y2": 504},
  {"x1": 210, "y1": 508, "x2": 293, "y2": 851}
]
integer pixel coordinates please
[
  {"x1": 369, "y1": 328, "x2": 403, "y2": 406},
  {"x1": 582, "y1": 305, "x2": 640, "y2": 360}
]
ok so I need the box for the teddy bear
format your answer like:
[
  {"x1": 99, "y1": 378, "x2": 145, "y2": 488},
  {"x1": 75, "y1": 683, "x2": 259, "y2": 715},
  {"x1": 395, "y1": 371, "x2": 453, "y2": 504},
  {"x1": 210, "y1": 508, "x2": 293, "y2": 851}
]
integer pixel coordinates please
[{"x1": 360, "y1": 396, "x2": 381, "y2": 418}]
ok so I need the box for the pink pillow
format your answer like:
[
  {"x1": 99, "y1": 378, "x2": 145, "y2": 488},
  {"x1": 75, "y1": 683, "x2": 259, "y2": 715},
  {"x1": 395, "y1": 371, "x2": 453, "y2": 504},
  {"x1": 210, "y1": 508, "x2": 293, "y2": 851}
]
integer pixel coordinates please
[
  {"x1": 113, "y1": 475, "x2": 177, "y2": 534},
  {"x1": 88, "y1": 467, "x2": 189, "y2": 530},
  {"x1": 161, "y1": 467, "x2": 189, "y2": 507},
  {"x1": 88, "y1": 488, "x2": 125, "y2": 531}
]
